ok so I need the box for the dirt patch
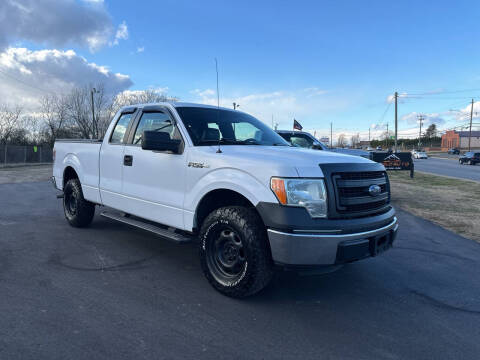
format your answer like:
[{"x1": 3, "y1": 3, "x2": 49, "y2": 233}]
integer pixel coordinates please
[
  {"x1": 0, "y1": 164, "x2": 53, "y2": 184},
  {"x1": 389, "y1": 171, "x2": 480, "y2": 242}
]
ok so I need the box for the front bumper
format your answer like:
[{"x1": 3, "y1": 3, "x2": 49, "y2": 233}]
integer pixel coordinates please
[{"x1": 267, "y1": 217, "x2": 398, "y2": 266}]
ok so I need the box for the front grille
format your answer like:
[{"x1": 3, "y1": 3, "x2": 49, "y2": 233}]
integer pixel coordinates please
[{"x1": 332, "y1": 171, "x2": 389, "y2": 216}]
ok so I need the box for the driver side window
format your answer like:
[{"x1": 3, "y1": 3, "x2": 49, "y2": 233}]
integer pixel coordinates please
[{"x1": 133, "y1": 111, "x2": 180, "y2": 145}]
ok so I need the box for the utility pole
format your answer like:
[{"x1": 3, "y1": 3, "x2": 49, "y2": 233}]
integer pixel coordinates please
[
  {"x1": 91, "y1": 88, "x2": 98, "y2": 138},
  {"x1": 330, "y1": 122, "x2": 333, "y2": 148},
  {"x1": 417, "y1": 114, "x2": 424, "y2": 148},
  {"x1": 468, "y1": 98, "x2": 474, "y2": 151},
  {"x1": 394, "y1": 91, "x2": 398, "y2": 152},
  {"x1": 385, "y1": 123, "x2": 389, "y2": 148},
  {"x1": 369, "y1": 127, "x2": 371, "y2": 142}
]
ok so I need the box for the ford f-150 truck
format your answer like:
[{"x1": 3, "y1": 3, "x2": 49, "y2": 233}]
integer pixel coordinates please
[{"x1": 52, "y1": 102, "x2": 398, "y2": 297}]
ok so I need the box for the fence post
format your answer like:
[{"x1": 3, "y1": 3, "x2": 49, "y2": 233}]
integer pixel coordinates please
[
  {"x1": 24, "y1": 145, "x2": 27, "y2": 164},
  {"x1": 4, "y1": 144, "x2": 7, "y2": 166},
  {"x1": 39, "y1": 146, "x2": 42, "y2": 163}
]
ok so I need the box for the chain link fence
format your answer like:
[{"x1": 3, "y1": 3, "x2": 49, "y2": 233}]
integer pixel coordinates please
[{"x1": 0, "y1": 145, "x2": 53, "y2": 167}]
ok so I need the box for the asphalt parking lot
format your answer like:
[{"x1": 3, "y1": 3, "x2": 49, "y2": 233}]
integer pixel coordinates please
[
  {"x1": 414, "y1": 157, "x2": 480, "y2": 182},
  {"x1": 1, "y1": 180, "x2": 480, "y2": 359}
]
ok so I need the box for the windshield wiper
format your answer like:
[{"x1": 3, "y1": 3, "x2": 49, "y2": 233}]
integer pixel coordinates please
[{"x1": 198, "y1": 138, "x2": 240, "y2": 145}]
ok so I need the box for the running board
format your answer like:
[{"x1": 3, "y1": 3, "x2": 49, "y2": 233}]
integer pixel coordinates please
[{"x1": 100, "y1": 211, "x2": 193, "y2": 243}]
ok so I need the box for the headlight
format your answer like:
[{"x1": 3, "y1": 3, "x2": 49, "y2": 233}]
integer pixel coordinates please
[{"x1": 270, "y1": 178, "x2": 327, "y2": 218}]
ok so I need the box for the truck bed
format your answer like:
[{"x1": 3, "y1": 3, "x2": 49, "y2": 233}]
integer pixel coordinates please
[{"x1": 53, "y1": 140, "x2": 102, "y2": 203}]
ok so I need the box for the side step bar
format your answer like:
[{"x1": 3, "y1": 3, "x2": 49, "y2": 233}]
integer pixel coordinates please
[{"x1": 100, "y1": 211, "x2": 193, "y2": 243}]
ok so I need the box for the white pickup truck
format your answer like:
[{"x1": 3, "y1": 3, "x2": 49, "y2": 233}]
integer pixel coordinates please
[{"x1": 52, "y1": 102, "x2": 398, "y2": 297}]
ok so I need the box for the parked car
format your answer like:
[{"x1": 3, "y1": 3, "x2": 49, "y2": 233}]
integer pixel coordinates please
[
  {"x1": 459, "y1": 151, "x2": 480, "y2": 165},
  {"x1": 376, "y1": 146, "x2": 382, "y2": 151},
  {"x1": 448, "y1": 148, "x2": 460, "y2": 155},
  {"x1": 52, "y1": 103, "x2": 398, "y2": 298},
  {"x1": 275, "y1": 130, "x2": 371, "y2": 159},
  {"x1": 412, "y1": 150, "x2": 428, "y2": 159}
]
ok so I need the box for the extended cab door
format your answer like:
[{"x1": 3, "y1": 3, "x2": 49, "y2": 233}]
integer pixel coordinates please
[
  {"x1": 99, "y1": 107, "x2": 137, "y2": 208},
  {"x1": 120, "y1": 106, "x2": 187, "y2": 229}
]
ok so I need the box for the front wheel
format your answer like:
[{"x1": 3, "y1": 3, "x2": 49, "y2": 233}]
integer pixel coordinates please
[
  {"x1": 63, "y1": 178, "x2": 95, "y2": 227},
  {"x1": 199, "y1": 206, "x2": 273, "y2": 298}
]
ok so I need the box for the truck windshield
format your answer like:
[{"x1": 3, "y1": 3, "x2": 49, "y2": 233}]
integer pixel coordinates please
[{"x1": 176, "y1": 107, "x2": 290, "y2": 146}]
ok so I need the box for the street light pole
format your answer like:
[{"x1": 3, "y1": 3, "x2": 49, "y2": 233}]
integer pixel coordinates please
[
  {"x1": 91, "y1": 88, "x2": 97, "y2": 138},
  {"x1": 468, "y1": 98, "x2": 474, "y2": 151},
  {"x1": 394, "y1": 91, "x2": 398, "y2": 152},
  {"x1": 417, "y1": 114, "x2": 424, "y2": 148},
  {"x1": 330, "y1": 122, "x2": 333, "y2": 148}
]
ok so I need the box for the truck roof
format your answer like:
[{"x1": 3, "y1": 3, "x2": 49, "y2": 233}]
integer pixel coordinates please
[{"x1": 119, "y1": 102, "x2": 238, "y2": 113}]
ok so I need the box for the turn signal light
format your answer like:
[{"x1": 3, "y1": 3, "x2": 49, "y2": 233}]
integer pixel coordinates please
[{"x1": 270, "y1": 178, "x2": 287, "y2": 204}]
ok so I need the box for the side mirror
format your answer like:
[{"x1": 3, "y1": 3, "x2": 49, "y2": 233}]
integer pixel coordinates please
[
  {"x1": 141, "y1": 131, "x2": 181, "y2": 153},
  {"x1": 312, "y1": 144, "x2": 323, "y2": 150}
]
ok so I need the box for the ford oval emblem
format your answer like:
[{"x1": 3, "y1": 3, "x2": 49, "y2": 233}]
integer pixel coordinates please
[{"x1": 368, "y1": 184, "x2": 382, "y2": 196}]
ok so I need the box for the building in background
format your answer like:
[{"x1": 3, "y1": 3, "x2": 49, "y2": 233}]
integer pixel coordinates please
[
  {"x1": 358, "y1": 140, "x2": 371, "y2": 149},
  {"x1": 319, "y1": 137, "x2": 329, "y2": 144},
  {"x1": 441, "y1": 130, "x2": 480, "y2": 150}
]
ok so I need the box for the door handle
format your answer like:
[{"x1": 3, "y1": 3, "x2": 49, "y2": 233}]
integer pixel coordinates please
[{"x1": 124, "y1": 155, "x2": 133, "y2": 166}]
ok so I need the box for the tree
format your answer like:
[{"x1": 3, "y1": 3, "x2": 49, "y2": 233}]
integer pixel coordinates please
[
  {"x1": 350, "y1": 133, "x2": 360, "y2": 148},
  {"x1": 0, "y1": 104, "x2": 22, "y2": 144},
  {"x1": 425, "y1": 123, "x2": 437, "y2": 138},
  {"x1": 40, "y1": 94, "x2": 71, "y2": 145},
  {"x1": 112, "y1": 89, "x2": 178, "y2": 114},
  {"x1": 337, "y1": 133, "x2": 346, "y2": 147}
]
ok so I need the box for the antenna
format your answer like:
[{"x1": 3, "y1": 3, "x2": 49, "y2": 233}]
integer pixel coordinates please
[{"x1": 215, "y1": 58, "x2": 222, "y2": 153}]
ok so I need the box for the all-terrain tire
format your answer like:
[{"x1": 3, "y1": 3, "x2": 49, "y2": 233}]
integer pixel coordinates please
[
  {"x1": 63, "y1": 178, "x2": 95, "y2": 228},
  {"x1": 199, "y1": 206, "x2": 274, "y2": 298}
]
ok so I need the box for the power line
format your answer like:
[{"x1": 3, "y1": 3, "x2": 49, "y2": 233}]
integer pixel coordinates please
[{"x1": 403, "y1": 88, "x2": 480, "y2": 95}]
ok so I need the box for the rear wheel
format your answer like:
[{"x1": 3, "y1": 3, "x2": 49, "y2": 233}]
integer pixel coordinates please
[
  {"x1": 63, "y1": 178, "x2": 95, "y2": 227},
  {"x1": 199, "y1": 206, "x2": 273, "y2": 298}
]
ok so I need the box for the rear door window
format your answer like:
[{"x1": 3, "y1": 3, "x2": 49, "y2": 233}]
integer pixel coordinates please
[{"x1": 110, "y1": 113, "x2": 134, "y2": 144}]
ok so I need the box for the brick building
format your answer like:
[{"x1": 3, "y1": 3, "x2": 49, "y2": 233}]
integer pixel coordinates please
[{"x1": 441, "y1": 130, "x2": 480, "y2": 150}]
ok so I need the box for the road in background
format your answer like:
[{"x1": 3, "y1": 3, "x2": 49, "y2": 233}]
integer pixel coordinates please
[
  {"x1": 1, "y1": 181, "x2": 480, "y2": 359},
  {"x1": 0, "y1": 164, "x2": 52, "y2": 184},
  {"x1": 414, "y1": 157, "x2": 480, "y2": 182}
]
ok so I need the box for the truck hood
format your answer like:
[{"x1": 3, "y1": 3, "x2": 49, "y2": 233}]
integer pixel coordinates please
[{"x1": 199, "y1": 145, "x2": 375, "y2": 178}]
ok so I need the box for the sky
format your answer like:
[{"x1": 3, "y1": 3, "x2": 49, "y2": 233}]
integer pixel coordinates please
[{"x1": 1, "y1": 0, "x2": 480, "y2": 143}]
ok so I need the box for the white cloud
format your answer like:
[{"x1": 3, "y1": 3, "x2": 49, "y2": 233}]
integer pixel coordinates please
[
  {"x1": 189, "y1": 87, "x2": 346, "y2": 131},
  {"x1": 303, "y1": 87, "x2": 328, "y2": 97},
  {"x1": 111, "y1": 21, "x2": 129, "y2": 46},
  {"x1": 401, "y1": 112, "x2": 446, "y2": 127},
  {"x1": 136, "y1": 46, "x2": 145, "y2": 53},
  {"x1": 386, "y1": 92, "x2": 408, "y2": 104},
  {"x1": 0, "y1": 47, "x2": 133, "y2": 110},
  {"x1": 0, "y1": 0, "x2": 115, "y2": 52},
  {"x1": 454, "y1": 101, "x2": 480, "y2": 122}
]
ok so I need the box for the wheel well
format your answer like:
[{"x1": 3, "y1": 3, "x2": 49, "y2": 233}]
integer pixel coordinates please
[
  {"x1": 63, "y1": 166, "x2": 79, "y2": 188},
  {"x1": 194, "y1": 189, "x2": 262, "y2": 232}
]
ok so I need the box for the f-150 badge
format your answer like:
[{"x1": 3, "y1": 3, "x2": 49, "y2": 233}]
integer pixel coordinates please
[{"x1": 188, "y1": 162, "x2": 209, "y2": 168}]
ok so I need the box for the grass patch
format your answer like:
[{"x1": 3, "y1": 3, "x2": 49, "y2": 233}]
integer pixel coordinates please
[{"x1": 388, "y1": 171, "x2": 480, "y2": 242}]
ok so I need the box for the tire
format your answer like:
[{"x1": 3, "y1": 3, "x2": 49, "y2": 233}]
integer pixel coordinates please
[
  {"x1": 199, "y1": 206, "x2": 273, "y2": 298},
  {"x1": 63, "y1": 178, "x2": 95, "y2": 228},
  {"x1": 469, "y1": 160, "x2": 473, "y2": 165}
]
